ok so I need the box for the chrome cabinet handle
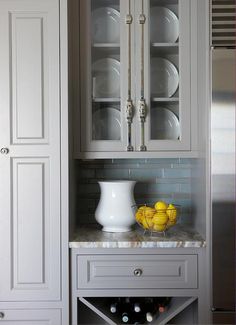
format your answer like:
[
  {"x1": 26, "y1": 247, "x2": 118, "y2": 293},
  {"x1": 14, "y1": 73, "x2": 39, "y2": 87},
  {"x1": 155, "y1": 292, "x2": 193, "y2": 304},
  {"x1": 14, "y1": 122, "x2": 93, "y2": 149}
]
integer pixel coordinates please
[
  {"x1": 134, "y1": 268, "x2": 143, "y2": 277},
  {"x1": 139, "y1": 98, "x2": 147, "y2": 151},
  {"x1": 0, "y1": 148, "x2": 9, "y2": 154},
  {"x1": 0, "y1": 312, "x2": 5, "y2": 319},
  {"x1": 126, "y1": 99, "x2": 134, "y2": 151}
]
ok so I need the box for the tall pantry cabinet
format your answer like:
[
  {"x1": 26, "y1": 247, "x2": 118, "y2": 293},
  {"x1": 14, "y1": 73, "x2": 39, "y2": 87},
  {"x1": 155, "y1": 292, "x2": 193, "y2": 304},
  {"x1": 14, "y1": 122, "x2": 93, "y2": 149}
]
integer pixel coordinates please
[{"x1": 0, "y1": 0, "x2": 68, "y2": 324}]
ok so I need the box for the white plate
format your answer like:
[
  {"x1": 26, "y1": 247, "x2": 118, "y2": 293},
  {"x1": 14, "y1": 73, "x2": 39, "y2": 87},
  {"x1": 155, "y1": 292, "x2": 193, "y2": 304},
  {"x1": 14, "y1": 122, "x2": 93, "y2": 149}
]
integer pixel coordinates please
[
  {"x1": 92, "y1": 107, "x2": 121, "y2": 140},
  {"x1": 151, "y1": 57, "x2": 179, "y2": 97},
  {"x1": 92, "y1": 7, "x2": 120, "y2": 43},
  {"x1": 151, "y1": 107, "x2": 180, "y2": 140},
  {"x1": 150, "y1": 6, "x2": 179, "y2": 43},
  {"x1": 92, "y1": 58, "x2": 120, "y2": 98}
]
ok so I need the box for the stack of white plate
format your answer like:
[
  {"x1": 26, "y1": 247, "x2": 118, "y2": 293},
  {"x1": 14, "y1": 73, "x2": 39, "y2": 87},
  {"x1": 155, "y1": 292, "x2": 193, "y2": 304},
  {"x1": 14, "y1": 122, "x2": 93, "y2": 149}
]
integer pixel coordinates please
[
  {"x1": 150, "y1": 6, "x2": 179, "y2": 43},
  {"x1": 92, "y1": 7, "x2": 120, "y2": 43}
]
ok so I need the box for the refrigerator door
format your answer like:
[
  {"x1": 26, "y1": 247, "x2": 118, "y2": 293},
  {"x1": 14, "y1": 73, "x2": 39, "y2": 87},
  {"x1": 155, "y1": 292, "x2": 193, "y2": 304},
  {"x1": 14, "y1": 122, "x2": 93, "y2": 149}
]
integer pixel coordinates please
[{"x1": 211, "y1": 49, "x2": 236, "y2": 322}]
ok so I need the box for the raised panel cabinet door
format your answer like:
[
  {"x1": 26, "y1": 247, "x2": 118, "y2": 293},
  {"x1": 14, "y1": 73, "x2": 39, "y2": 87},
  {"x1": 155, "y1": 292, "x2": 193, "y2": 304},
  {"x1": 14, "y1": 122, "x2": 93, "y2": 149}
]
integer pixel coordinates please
[
  {"x1": 0, "y1": 309, "x2": 61, "y2": 324},
  {"x1": 0, "y1": 0, "x2": 61, "y2": 301}
]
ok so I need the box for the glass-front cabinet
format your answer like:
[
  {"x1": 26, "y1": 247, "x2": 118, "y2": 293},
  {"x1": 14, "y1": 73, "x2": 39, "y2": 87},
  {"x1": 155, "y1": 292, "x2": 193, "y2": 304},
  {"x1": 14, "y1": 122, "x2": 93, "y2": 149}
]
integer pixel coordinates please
[{"x1": 79, "y1": 0, "x2": 192, "y2": 156}]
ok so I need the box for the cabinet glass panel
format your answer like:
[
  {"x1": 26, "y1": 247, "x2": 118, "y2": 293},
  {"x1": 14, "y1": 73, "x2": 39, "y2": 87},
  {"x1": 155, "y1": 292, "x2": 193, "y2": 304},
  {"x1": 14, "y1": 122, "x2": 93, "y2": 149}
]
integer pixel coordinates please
[
  {"x1": 149, "y1": 0, "x2": 180, "y2": 141},
  {"x1": 90, "y1": 0, "x2": 121, "y2": 141}
]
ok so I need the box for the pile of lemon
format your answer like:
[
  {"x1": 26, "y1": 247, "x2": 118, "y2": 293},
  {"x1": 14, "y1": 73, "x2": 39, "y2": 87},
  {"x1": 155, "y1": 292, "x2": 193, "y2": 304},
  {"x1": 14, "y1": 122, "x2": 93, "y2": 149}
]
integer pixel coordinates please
[{"x1": 135, "y1": 201, "x2": 178, "y2": 232}]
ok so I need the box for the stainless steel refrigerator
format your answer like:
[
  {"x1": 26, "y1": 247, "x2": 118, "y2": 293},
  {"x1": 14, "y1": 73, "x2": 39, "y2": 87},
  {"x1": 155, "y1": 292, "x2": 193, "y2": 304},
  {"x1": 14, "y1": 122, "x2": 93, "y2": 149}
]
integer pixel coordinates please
[{"x1": 211, "y1": 47, "x2": 236, "y2": 324}]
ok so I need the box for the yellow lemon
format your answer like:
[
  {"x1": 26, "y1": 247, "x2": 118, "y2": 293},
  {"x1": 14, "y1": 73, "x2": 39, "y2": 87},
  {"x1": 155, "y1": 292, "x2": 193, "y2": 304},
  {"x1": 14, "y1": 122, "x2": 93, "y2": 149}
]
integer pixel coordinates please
[
  {"x1": 147, "y1": 218, "x2": 154, "y2": 228},
  {"x1": 166, "y1": 219, "x2": 177, "y2": 228},
  {"x1": 166, "y1": 204, "x2": 177, "y2": 221},
  {"x1": 135, "y1": 211, "x2": 143, "y2": 223},
  {"x1": 142, "y1": 218, "x2": 150, "y2": 229},
  {"x1": 153, "y1": 224, "x2": 166, "y2": 232},
  {"x1": 144, "y1": 207, "x2": 156, "y2": 218},
  {"x1": 152, "y1": 212, "x2": 168, "y2": 225},
  {"x1": 138, "y1": 205, "x2": 146, "y2": 212},
  {"x1": 154, "y1": 201, "x2": 168, "y2": 212}
]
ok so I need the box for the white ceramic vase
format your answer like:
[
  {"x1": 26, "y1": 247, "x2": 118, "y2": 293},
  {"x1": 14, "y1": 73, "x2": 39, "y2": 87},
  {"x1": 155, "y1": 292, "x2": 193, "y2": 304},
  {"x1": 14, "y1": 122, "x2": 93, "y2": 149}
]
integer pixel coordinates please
[{"x1": 95, "y1": 180, "x2": 136, "y2": 232}]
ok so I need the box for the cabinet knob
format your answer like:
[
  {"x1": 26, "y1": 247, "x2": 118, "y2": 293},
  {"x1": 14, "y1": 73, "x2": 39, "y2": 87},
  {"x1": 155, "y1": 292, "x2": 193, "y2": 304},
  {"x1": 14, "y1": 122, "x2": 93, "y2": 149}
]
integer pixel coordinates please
[
  {"x1": 134, "y1": 268, "x2": 142, "y2": 277},
  {"x1": 0, "y1": 148, "x2": 9, "y2": 154},
  {"x1": 0, "y1": 312, "x2": 5, "y2": 319}
]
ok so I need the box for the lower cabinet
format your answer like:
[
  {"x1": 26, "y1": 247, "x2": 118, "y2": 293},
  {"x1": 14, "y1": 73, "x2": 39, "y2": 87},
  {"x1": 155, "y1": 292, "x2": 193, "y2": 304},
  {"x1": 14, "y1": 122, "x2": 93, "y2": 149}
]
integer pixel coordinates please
[
  {"x1": 71, "y1": 248, "x2": 207, "y2": 325},
  {"x1": 0, "y1": 309, "x2": 61, "y2": 325}
]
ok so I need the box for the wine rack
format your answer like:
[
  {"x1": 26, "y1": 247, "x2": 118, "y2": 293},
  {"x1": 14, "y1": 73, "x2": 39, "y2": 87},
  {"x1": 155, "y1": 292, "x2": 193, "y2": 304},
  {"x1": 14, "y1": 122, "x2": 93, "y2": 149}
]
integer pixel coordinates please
[{"x1": 77, "y1": 296, "x2": 198, "y2": 324}]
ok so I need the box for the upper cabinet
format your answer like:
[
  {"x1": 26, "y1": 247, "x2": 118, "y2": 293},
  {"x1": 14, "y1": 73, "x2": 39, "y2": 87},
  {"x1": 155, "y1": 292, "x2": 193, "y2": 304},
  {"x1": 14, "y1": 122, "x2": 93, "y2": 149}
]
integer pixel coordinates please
[{"x1": 75, "y1": 0, "x2": 195, "y2": 158}]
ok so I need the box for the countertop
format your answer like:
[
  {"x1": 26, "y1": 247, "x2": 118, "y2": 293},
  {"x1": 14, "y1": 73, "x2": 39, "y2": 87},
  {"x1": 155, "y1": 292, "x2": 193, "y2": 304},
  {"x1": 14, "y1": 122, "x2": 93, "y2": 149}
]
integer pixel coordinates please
[{"x1": 69, "y1": 224, "x2": 206, "y2": 248}]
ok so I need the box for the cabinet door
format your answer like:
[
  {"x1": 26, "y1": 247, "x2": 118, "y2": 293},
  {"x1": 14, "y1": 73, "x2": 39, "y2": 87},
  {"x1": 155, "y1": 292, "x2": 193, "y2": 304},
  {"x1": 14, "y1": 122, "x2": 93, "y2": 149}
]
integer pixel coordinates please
[
  {"x1": 0, "y1": 0, "x2": 61, "y2": 301},
  {"x1": 0, "y1": 309, "x2": 61, "y2": 325},
  {"x1": 80, "y1": 0, "x2": 136, "y2": 152},
  {"x1": 136, "y1": 0, "x2": 191, "y2": 151}
]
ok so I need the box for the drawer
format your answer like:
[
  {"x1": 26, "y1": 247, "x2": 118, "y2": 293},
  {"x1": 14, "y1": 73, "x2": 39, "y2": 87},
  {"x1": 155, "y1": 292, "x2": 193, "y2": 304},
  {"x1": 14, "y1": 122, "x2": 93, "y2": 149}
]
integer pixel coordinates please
[
  {"x1": 0, "y1": 309, "x2": 61, "y2": 324},
  {"x1": 76, "y1": 254, "x2": 198, "y2": 289}
]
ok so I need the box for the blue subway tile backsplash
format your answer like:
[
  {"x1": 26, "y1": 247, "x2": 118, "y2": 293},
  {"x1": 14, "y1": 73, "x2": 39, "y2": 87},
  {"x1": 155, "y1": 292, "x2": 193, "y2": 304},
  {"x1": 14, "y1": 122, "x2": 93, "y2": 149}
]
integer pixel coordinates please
[{"x1": 76, "y1": 158, "x2": 193, "y2": 225}]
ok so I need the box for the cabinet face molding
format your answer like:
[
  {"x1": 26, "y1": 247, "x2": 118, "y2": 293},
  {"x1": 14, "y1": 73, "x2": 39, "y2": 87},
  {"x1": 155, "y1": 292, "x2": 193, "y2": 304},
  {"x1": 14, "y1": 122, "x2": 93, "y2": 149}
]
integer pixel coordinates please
[
  {"x1": 12, "y1": 158, "x2": 49, "y2": 288},
  {"x1": 10, "y1": 12, "x2": 49, "y2": 144},
  {"x1": 0, "y1": 0, "x2": 61, "y2": 302}
]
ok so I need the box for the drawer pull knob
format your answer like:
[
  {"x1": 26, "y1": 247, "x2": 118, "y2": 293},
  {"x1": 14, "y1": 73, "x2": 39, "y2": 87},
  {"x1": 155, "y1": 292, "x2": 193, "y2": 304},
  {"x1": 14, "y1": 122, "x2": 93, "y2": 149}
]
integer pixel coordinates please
[
  {"x1": 0, "y1": 148, "x2": 9, "y2": 154},
  {"x1": 0, "y1": 312, "x2": 5, "y2": 319},
  {"x1": 134, "y1": 268, "x2": 142, "y2": 277}
]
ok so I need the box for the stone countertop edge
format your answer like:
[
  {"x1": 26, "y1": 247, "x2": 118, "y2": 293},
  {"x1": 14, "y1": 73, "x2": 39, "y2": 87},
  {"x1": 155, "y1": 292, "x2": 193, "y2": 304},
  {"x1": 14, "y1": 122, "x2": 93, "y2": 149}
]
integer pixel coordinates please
[{"x1": 69, "y1": 224, "x2": 206, "y2": 248}]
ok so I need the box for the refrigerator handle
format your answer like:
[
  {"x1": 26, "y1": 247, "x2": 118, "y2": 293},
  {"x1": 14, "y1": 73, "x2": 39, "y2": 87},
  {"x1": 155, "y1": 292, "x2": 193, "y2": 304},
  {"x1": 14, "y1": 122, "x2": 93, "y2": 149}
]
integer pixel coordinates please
[{"x1": 212, "y1": 307, "x2": 235, "y2": 312}]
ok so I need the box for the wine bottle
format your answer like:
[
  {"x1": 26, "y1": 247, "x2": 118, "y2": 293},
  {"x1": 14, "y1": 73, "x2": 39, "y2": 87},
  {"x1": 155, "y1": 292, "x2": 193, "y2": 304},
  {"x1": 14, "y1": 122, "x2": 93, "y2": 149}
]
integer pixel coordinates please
[
  {"x1": 145, "y1": 298, "x2": 158, "y2": 323},
  {"x1": 134, "y1": 302, "x2": 141, "y2": 313},
  {"x1": 110, "y1": 302, "x2": 118, "y2": 314},
  {"x1": 146, "y1": 311, "x2": 154, "y2": 323},
  {"x1": 158, "y1": 297, "x2": 171, "y2": 313},
  {"x1": 121, "y1": 312, "x2": 131, "y2": 323},
  {"x1": 109, "y1": 298, "x2": 121, "y2": 314},
  {"x1": 120, "y1": 298, "x2": 132, "y2": 323}
]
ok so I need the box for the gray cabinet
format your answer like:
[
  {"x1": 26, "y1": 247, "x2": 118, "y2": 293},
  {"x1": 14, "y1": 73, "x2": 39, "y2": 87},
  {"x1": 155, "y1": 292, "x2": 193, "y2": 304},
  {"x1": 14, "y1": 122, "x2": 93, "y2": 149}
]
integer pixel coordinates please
[
  {"x1": 0, "y1": 0, "x2": 68, "y2": 323},
  {"x1": 70, "y1": 247, "x2": 208, "y2": 325},
  {"x1": 74, "y1": 0, "x2": 197, "y2": 159}
]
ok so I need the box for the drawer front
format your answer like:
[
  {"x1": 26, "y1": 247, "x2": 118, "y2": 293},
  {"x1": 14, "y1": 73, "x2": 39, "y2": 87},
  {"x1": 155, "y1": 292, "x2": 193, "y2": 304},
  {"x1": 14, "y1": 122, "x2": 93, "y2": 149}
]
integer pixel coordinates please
[
  {"x1": 76, "y1": 255, "x2": 198, "y2": 289},
  {"x1": 0, "y1": 309, "x2": 61, "y2": 324}
]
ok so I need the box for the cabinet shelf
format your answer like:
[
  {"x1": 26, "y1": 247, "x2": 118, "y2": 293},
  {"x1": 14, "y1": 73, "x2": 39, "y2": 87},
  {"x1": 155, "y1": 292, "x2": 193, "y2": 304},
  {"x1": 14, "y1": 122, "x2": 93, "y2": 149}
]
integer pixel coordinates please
[
  {"x1": 92, "y1": 43, "x2": 120, "y2": 48},
  {"x1": 92, "y1": 98, "x2": 120, "y2": 102},
  {"x1": 152, "y1": 97, "x2": 179, "y2": 102},
  {"x1": 151, "y1": 42, "x2": 179, "y2": 47},
  {"x1": 78, "y1": 296, "x2": 198, "y2": 325}
]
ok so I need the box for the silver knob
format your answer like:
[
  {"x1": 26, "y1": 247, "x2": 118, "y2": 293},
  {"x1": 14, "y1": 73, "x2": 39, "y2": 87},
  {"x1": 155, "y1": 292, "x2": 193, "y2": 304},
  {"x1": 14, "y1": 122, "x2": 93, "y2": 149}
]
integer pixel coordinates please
[
  {"x1": 0, "y1": 312, "x2": 5, "y2": 319},
  {"x1": 134, "y1": 268, "x2": 142, "y2": 277},
  {"x1": 0, "y1": 148, "x2": 9, "y2": 154}
]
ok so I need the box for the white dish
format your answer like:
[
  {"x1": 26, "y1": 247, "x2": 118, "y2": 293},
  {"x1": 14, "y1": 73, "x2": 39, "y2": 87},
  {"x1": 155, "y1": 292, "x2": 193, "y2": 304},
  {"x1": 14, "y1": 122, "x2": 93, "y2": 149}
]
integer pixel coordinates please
[
  {"x1": 151, "y1": 107, "x2": 180, "y2": 140},
  {"x1": 92, "y1": 7, "x2": 120, "y2": 43},
  {"x1": 150, "y1": 6, "x2": 179, "y2": 43},
  {"x1": 92, "y1": 107, "x2": 121, "y2": 140},
  {"x1": 151, "y1": 57, "x2": 179, "y2": 97},
  {"x1": 92, "y1": 58, "x2": 120, "y2": 98}
]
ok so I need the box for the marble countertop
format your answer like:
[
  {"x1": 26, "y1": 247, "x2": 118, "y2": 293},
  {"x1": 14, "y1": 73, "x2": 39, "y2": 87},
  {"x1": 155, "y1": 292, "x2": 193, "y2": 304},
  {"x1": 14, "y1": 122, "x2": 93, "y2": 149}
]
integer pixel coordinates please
[{"x1": 69, "y1": 224, "x2": 206, "y2": 248}]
